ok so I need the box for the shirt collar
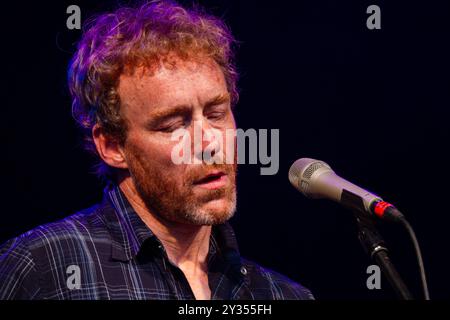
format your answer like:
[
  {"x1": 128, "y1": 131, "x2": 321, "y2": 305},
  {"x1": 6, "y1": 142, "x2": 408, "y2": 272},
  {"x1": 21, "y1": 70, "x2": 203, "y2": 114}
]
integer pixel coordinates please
[
  {"x1": 100, "y1": 183, "x2": 242, "y2": 270},
  {"x1": 101, "y1": 183, "x2": 156, "y2": 261}
]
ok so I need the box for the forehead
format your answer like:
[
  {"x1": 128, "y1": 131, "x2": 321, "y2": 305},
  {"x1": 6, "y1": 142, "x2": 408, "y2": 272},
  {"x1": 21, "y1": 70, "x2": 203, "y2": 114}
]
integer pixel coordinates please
[{"x1": 117, "y1": 58, "x2": 228, "y2": 115}]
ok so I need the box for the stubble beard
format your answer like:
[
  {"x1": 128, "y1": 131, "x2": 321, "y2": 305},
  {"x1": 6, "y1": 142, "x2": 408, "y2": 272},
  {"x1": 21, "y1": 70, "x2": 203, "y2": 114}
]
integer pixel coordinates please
[{"x1": 125, "y1": 145, "x2": 237, "y2": 226}]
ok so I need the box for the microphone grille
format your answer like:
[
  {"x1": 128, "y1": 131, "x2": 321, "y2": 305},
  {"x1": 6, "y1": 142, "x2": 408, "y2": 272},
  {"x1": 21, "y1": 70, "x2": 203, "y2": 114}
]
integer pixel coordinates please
[
  {"x1": 303, "y1": 161, "x2": 328, "y2": 180},
  {"x1": 289, "y1": 158, "x2": 331, "y2": 195}
]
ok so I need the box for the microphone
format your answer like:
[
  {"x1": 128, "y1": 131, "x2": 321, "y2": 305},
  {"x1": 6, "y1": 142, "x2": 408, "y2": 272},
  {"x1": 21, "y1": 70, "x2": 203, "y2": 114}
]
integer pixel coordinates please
[
  {"x1": 288, "y1": 158, "x2": 404, "y2": 222},
  {"x1": 289, "y1": 158, "x2": 431, "y2": 300}
]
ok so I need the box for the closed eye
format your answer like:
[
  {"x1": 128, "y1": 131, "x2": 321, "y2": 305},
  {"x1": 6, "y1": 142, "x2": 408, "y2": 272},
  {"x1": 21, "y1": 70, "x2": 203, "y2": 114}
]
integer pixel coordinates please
[
  {"x1": 207, "y1": 111, "x2": 227, "y2": 120},
  {"x1": 157, "y1": 120, "x2": 187, "y2": 132}
]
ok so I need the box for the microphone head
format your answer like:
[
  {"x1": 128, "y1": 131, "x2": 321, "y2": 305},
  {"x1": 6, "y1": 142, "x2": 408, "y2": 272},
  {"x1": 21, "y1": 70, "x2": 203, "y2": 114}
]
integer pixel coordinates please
[{"x1": 288, "y1": 158, "x2": 333, "y2": 197}]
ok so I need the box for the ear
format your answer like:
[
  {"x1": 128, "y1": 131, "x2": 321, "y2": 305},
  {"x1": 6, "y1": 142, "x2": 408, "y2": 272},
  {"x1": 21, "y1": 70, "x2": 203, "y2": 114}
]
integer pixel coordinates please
[{"x1": 92, "y1": 124, "x2": 128, "y2": 169}]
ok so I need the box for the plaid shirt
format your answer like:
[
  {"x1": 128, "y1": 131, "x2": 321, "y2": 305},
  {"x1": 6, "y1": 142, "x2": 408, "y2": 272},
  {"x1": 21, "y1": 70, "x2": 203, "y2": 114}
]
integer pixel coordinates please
[{"x1": 0, "y1": 184, "x2": 313, "y2": 300}]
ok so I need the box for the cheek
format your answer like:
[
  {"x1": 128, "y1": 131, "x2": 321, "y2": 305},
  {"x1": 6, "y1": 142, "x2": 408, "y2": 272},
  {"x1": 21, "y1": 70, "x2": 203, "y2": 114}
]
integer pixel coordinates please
[
  {"x1": 149, "y1": 140, "x2": 185, "y2": 170},
  {"x1": 150, "y1": 141, "x2": 194, "y2": 185},
  {"x1": 127, "y1": 132, "x2": 181, "y2": 169}
]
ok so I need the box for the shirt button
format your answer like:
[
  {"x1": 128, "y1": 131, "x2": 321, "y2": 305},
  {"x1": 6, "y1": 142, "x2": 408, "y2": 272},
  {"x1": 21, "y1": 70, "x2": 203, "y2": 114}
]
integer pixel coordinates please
[{"x1": 240, "y1": 266, "x2": 248, "y2": 276}]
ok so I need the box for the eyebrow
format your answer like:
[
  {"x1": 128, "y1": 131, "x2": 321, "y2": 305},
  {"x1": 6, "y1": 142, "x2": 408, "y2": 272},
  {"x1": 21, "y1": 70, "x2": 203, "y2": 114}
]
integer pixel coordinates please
[
  {"x1": 204, "y1": 92, "x2": 230, "y2": 109},
  {"x1": 149, "y1": 105, "x2": 191, "y2": 122},
  {"x1": 148, "y1": 93, "x2": 231, "y2": 123}
]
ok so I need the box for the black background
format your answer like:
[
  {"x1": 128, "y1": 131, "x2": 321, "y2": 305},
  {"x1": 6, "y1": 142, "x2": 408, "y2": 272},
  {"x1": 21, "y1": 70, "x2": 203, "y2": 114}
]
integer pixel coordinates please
[{"x1": 1, "y1": 0, "x2": 449, "y2": 299}]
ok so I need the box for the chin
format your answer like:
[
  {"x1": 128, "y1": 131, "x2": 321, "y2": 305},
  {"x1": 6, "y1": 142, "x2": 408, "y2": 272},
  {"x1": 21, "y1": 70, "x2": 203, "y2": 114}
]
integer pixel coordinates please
[
  {"x1": 203, "y1": 198, "x2": 232, "y2": 210},
  {"x1": 189, "y1": 199, "x2": 236, "y2": 225}
]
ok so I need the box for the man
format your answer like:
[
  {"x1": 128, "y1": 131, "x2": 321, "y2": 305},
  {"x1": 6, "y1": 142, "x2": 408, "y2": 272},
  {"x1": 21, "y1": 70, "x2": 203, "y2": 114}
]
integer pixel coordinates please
[{"x1": 0, "y1": 0, "x2": 313, "y2": 300}]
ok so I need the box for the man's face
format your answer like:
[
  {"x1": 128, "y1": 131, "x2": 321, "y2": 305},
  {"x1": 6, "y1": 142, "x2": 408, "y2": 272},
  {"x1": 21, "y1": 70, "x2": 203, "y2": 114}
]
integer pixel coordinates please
[{"x1": 117, "y1": 57, "x2": 237, "y2": 225}]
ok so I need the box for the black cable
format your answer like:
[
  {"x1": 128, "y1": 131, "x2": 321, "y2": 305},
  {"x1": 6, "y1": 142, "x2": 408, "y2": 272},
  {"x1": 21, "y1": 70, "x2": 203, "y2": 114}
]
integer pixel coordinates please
[{"x1": 399, "y1": 217, "x2": 430, "y2": 300}]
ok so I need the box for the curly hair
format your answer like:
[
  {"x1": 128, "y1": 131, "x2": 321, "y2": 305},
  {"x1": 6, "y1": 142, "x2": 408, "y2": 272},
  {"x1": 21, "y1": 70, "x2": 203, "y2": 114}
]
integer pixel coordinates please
[{"x1": 68, "y1": 0, "x2": 238, "y2": 181}]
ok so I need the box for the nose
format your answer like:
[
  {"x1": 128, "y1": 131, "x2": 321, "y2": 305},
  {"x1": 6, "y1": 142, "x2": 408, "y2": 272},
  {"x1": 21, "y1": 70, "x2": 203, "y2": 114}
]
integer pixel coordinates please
[{"x1": 193, "y1": 119, "x2": 222, "y2": 164}]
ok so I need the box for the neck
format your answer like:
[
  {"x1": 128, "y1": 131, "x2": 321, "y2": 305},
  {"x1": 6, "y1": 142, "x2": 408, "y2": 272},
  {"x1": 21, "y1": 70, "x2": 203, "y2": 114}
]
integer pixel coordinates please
[{"x1": 118, "y1": 176, "x2": 211, "y2": 269}]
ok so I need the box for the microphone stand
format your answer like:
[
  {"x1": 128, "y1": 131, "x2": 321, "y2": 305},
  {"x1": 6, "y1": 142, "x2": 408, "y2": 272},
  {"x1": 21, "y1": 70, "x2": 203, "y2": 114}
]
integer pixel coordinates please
[{"x1": 354, "y1": 212, "x2": 414, "y2": 300}]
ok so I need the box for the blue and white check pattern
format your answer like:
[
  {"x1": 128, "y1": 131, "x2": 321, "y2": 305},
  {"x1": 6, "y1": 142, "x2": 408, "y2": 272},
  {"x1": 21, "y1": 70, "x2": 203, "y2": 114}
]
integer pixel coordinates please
[{"x1": 0, "y1": 184, "x2": 313, "y2": 300}]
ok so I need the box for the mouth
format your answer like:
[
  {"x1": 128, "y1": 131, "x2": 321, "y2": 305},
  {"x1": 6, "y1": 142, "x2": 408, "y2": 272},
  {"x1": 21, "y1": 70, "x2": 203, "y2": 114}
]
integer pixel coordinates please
[{"x1": 193, "y1": 171, "x2": 228, "y2": 190}]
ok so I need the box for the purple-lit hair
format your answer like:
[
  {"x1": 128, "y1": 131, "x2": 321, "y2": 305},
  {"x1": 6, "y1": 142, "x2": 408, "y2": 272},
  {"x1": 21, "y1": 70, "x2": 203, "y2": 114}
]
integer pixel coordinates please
[{"x1": 68, "y1": 0, "x2": 238, "y2": 180}]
